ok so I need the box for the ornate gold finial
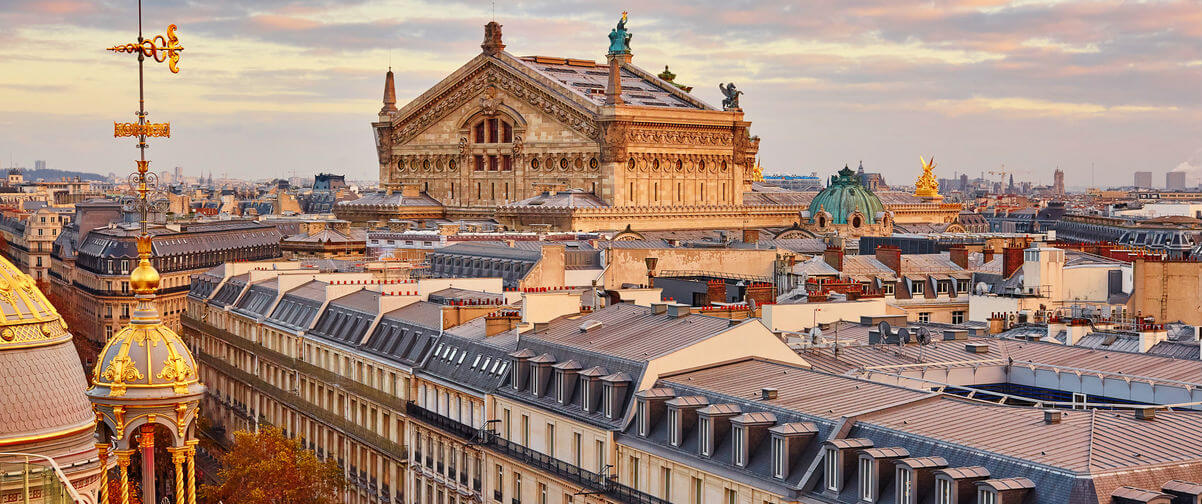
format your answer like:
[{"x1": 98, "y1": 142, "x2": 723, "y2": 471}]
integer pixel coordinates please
[
  {"x1": 915, "y1": 155, "x2": 943, "y2": 201},
  {"x1": 107, "y1": 24, "x2": 184, "y2": 73}
]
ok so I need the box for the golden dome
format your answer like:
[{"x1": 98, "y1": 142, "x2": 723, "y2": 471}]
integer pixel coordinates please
[{"x1": 0, "y1": 252, "x2": 67, "y2": 348}]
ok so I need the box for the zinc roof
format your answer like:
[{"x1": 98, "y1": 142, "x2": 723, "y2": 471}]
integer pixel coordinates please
[{"x1": 527, "y1": 303, "x2": 739, "y2": 361}]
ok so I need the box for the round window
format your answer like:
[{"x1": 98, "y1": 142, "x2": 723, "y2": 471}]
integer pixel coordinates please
[
  {"x1": 627, "y1": 159, "x2": 636, "y2": 171},
  {"x1": 559, "y1": 158, "x2": 569, "y2": 170},
  {"x1": 818, "y1": 216, "x2": 827, "y2": 228},
  {"x1": 530, "y1": 158, "x2": 540, "y2": 170},
  {"x1": 852, "y1": 215, "x2": 862, "y2": 228}
]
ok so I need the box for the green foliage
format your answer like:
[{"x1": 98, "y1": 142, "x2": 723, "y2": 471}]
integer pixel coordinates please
[{"x1": 200, "y1": 427, "x2": 346, "y2": 504}]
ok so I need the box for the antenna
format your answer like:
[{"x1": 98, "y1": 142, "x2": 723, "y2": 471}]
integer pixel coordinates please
[{"x1": 491, "y1": 0, "x2": 496, "y2": 21}]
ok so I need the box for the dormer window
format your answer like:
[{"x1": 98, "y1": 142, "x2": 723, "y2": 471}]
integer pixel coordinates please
[
  {"x1": 698, "y1": 417, "x2": 712, "y2": 456},
  {"x1": 936, "y1": 477, "x2": 952, "y2": 504},
  {"x1": 555, "y1": 371, "x2": 565, "y2": 403},
  {"x1": 771, "y1": 437, "x2": 785, "y2": 478},
  {"x1": 732, "y1": 424, "x2": 745, "y2": 466},
  {"x1": 912, "y1": 281, "x2": 924, "y2": 295},
  {"x1": 896, "y1": 467, "x2": 913, "y2": 504},
  {"x1": 580, "y1": 377, "x2": 592, "y2": 411},
  {"x1": 824, "y1": 448, "x2": 839, "y2": 491},
  {"x1": 977, "y1": 489, "x2": 996, "y2": 504},
  {"x1": 667, "y1": 408, "x2": 680, "y2": 446},
  {"x1": 603, "y1": 383, "x2": 615, "y2": 418},
  {"x1": 859, "y1": 456, "x2": 873, "y2": 501},
  {"x1": 637, "y1": 400, "x2": 649, "y2": 436}
]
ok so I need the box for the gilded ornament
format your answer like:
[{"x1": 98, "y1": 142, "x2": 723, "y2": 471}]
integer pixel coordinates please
[
  {"x1": 914, "y1": 156, "x2": 942, "y2": 200},
  {"x1": 102, "y1": 354, "x2": 145, "y2": 396},
  {"x1": 107, "y1": 24, "x2": 184, "y2": 73},
  {"x1": 0, "y1": 328, "x2": 12, "y2": 342}
]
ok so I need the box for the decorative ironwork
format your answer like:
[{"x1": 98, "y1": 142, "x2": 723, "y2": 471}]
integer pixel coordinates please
[
  {"x1": 107, "y1": 23, "x2": 184, "y2": 73},
  {"x1": 114, "y1": 122, "x2": 170, "y2": 138}
]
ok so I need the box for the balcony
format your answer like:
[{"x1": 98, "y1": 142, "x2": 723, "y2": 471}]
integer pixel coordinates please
[
  {"x1": 494, "y1": 490, "x2": 503, "y2": 502},
  {"x1": 404, "y1": 402, "x2": 668, "y2": 504}
]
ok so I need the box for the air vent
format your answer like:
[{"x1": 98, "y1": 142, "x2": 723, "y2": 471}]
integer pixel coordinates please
[
  {"x1": 579, "y1": 319, "x2": 603, "y2": 333},
  {"x1": 965, "y1": 343, "x2": 989, "y2": 354},
  {"x1": 1044, "y1": 409, "x2": 1061, "y2": 424},
  {"x1": 1135, "y1": 408, "x2": 1156, "y2": 421},
  {"x1": 761, "y1": 387, "x2": 778, "y2": 400}
]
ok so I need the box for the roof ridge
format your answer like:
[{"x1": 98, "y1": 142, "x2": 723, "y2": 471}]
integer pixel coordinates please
[{"x1": 1086, "y1": 408, "x2": 1097, "y2": 472}]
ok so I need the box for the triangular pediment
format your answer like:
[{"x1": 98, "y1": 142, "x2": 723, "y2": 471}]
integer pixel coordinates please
[{"x1": 388, "y1": 52, "x2": 602, "y2": 146}]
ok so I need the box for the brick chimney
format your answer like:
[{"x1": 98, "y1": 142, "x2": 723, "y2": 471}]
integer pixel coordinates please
[
  {"x1": 823, "y1": 246, "x2": 844, "y2": 272},
  {"x1": 949, "y1": 245, "x2": 968, "y2": 270},
  {"x1": 1003, "y1": 247, "x2": 1024, "y2": 278},
  {"x1": 875, "y1": 245, "x2": 902, "y2": 276},
  {"x1": 983, "y1": 248, "x2": 995, "y2": 263}
]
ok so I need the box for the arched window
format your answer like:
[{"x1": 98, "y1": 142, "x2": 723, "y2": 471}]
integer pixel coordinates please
[{"x1": 470, "y1": 117, "x2": 514, "y2": 172}]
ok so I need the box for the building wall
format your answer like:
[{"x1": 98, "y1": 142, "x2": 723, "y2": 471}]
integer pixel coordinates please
[
  {"x1": 761, "y1": 299, "x2": 888, "y2": 332},
  {"x1": 604, "y1": 248, "x2": 778, "y2": 290},
  {"x1": 1129, "y1": 259, "x2": 1202, "y2": 325}
]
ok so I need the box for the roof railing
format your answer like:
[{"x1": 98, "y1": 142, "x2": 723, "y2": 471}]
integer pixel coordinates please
[{"x1": 0, "y1": 452, "x2": 86, "y2": 504}]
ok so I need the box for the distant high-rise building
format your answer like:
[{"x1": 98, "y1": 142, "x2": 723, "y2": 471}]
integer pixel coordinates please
[
  {"x1": 1053, "y1": 169, "x2": 1065, "y2": 195},
  {"x1": 173, "y1": 166, "x2": 183, "y2": 183},
  {"x1": 33, "y1": 160, "x2": 46, "y2": 171},
  {"x1": 1167, "y1": 171, "x2": 1187, "y2": 190},
  {"x1": 959, "y1": 174, "x2": 968, "y2": 192},
  {"x1": 1133, "y1": 171, "x2": 1152, "y2": 188}
]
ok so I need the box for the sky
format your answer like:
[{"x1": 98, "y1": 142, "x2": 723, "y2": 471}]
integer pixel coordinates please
[{"x1": 0, "y1": 0, "x2": 1199, "y2": 189}]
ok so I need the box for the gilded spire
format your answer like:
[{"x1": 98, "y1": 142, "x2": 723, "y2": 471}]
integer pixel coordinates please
[{"x1": 381, "y1": 67, "x2": 397, "y2": 114}]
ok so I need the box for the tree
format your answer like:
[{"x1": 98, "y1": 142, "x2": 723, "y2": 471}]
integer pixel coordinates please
[{"x1": 200, "y1": 427, "x2": 345, "y2": 504}]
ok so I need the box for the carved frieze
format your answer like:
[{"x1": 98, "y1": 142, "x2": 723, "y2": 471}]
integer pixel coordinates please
[
  {"x1": 391, "y1": 65, "x2": 598, "y2": 146},
  {"x1": 626, "y1": 126, "x2": 732, "y2": 147}
]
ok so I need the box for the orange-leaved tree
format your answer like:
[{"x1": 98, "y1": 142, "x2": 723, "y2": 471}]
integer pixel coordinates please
[{"x1": 200, "y1": 427, "x2": 345, "y2": 504}]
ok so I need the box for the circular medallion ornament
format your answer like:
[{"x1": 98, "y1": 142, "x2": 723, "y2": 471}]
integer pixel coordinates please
[
  {"x1": 422, "y1": 159, "x2": 431, "y2": 171},
  {"x1": 676, "y1": 159, "x2": 683, "y2": 172},
  {"x1": 396, "y1": 158, "x2": 405, "y2": 171},
  {"x1": 530, "y1": 158, "x2": 540, "y2": 171},
  {"x1": 1, "y1": 328, "x2": 12, "y2": 342},
  {"x1": 653, "y1": 159, "x2": 660, "y2": 171},
  {"x1": 589, "y1": 158, "x2": 599, "y2": 170},
  {"x1": 448, "y1": 159, "x2": 457, "y2": 171},
  {"x1": 627, "y1": 159, "x2": 635, "y2": 172},
  {"x1": 559, "y1": 158, "x2": 569, "y2": 171},
  {"x1": 574, "y1": 158, "x2": 584, "y2": 171},
  {"x1": 699, "y1": 160, "x2": 706, "y2": 171}
]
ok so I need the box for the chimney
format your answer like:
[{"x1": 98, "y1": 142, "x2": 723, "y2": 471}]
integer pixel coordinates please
[
  {"x1": 983, "y1": 248, "x2": 995, "y2": 263},
  {"x1": 1043, "y1": 409, "x2": 1062, "y2": 424},
  {"x1": 667, "y1": 303, "x2": 690, "y2": 318},
  {"x1": 949, "y1": 245, "x2": 968, "y2": 270},
  {"x1": 823, "y1": 246, "x2": 844, "y2": 272},
  {"x1": 605, "y1": 54, "x2": 625, "y2": 105},
  {"x1": 481, "y1": 21, "x2": 505, "y2": 56},
  {"x1": 875, "y1": 245, "x2": 902, "y2": 276},
  {"x1": 1135, "y1": 407, "x2": 1156, "y2": 421},
  {"x1": 742, "y1": 229, "x2": 760, "y2": 243},
  {"x1": 1003, "y1": 247, "x2": 1024, "y2": 278},
  {"x1": 380, "y1": 68, "x2": 397, "y2": 114}
]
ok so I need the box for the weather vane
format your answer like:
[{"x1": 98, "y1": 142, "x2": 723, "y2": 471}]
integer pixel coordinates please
[{"x1": 107, "y1": 0, "x2": 177, "y2": 241}]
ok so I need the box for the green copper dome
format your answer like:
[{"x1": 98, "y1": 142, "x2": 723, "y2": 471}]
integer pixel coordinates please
[{"x1": 809, "y1": 165, "x2": 886, "y2": 225}]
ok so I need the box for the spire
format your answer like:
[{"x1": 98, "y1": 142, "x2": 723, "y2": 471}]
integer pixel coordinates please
[
  {"x1": 481, "y1": 21, "x2": 505, "y2": 56},
  {"x1": 381, "y1": 67, "x2": 397, "y2": 114}
]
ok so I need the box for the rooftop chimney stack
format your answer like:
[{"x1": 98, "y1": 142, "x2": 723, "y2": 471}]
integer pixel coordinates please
[
  {"x1": 823, "y1": 246, "x2": 845, "y2": 272},
  {"x1": 481, "y1": 21, "x2": 505, "y2": 56},
  {"x1": 875, "y1": 245, "x2": 902, "y2": 276},
  {"x1": 1003, "y1": 246, "x2": 1024, "y2": 279},
  {"x1": 949, "y1": 245, "x2": 968, "y2": 270}
]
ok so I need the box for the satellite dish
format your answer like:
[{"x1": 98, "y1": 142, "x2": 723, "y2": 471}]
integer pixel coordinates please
[
  {"x1": 878, "y1": 321, "x2": 892, "y2": 338},
  {"x1": 917, "y1": 327, "x2": 932, "y2": 346},
  {"x1": 897, "y1": 327, "x2": 911, "y2": 345}
]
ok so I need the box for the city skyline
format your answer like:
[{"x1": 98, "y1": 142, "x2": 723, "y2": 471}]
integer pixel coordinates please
[{"x1": 0, "y1": 0, "x2": 1199, "y2": 187}]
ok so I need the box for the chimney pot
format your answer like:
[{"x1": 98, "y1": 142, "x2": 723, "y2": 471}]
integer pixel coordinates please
[{"x1": 1135, "y1": 407, "x2": 1157, "y2": 421}]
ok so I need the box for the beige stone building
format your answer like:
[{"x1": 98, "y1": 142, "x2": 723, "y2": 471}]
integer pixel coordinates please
[{"x1": 0, "y1": 205, "x2": 72, "y2": 283}]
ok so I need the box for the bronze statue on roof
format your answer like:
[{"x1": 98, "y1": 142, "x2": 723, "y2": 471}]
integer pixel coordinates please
[
  {"x1": 608, "y1": 11, "x2": 631, "y2": 54},
  {"x1": 719, "y1": 82, "x2": 742, "y2": 110}
]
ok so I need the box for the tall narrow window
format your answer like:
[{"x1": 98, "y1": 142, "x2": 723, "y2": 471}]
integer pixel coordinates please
[
  {"x1": 572, "y1": 432, "x2": 582, "y2": 467},
  {"x1": 475, "y1": 155, "x2": 484, "y2": 171},
  {"x1": 724, "y1": 488, "x2": 736, "y2": 504},
  {"x1": 603, "y1": 385, "x2": 614, "y2": 419},
  {"x1": 771, "y1": 437, "x2": 786, "y2": 479},
  {"x1": 580, "y1": 378, "x2": 591, "y2": 411},
  {"x1": 935, "y1": 478, "x2": 952, "y2": 504},
  {"x1": 629, "y1": 455, "x2": 640, "y2": 489},
  {"x1": 859, "y1": 457, "x2": 873, "y2": 502},
  {"x1": 475, "y1": 122, "x2": 486, "y2": 143},
  {"x1": 488, "y1": 118, "x2": 499, "y2": 143},
  {"x1": 824, "y1": 448, "x2": 839, "y2": 491},
  {"x1": 699, "y1": 417, "x2": 711, "y2": 456},
  {"x1": 521, "y1": 414, "x2": 530, "y2": 445},
  {"x1": 661, "y1": 467, "x2": 671, "y2": 500},
  {"x1": 667, "y1": 408, "x2": 680, "y2": 446},
  {"x1": 546, "y1": 423, "x2": 555, "y2": 456},
  {"x1": 691, "y1": 477, "x2": 702, "y2": 504},
  {"x1": 637, "y1": 400, "x2": 648, "y2": 436},
  {"x1": 732, "y1": 425, "x2": 745, "y2": 466},
  {"x1": 596, "y1": 440, "x2": 605, "y2": 473},
  {"x1": 502, "y1": 121, "x2": 512, "y2": 142},
  {"x1": 895, "y1": 467, "x2": 913, "y2": 504},
  {"x1": 978, "y1": 489, "x2": 996, "y2": 504}
]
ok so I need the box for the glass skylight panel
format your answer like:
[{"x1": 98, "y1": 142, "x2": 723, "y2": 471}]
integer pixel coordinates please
[
  {"x1": 472, "y1": 355, "x2": 481, "y2": 368},
  {"x1": 458, "y1": 352, "x2": 467, "y2": 364}
]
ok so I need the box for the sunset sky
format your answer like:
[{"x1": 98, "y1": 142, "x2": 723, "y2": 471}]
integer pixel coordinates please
[{"x1": 0, "y1": 0, "x2": 1198, "y2": 188}]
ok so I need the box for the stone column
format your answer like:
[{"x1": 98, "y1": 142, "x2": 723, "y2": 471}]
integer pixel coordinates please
[
  {"x1": 139, "y1": 425, "x2": 156, "y2": 504},
  {"x1": 95, "y1": 443, "x2": 110, "y2": 504},
  {"x1": 168, "y1": 447, "x2": 187, "y2": 504},
  {"x1": 115, "y1": 449, "x2": 134, "y2": 504},
  {"x1": 186, "y1": 441, "x2": 198, "y2": 504}
]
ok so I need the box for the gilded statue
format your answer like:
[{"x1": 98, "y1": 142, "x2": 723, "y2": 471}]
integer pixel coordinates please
[{"x1": 914, "y1": 156, "x2": 942, "y2": 200}]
